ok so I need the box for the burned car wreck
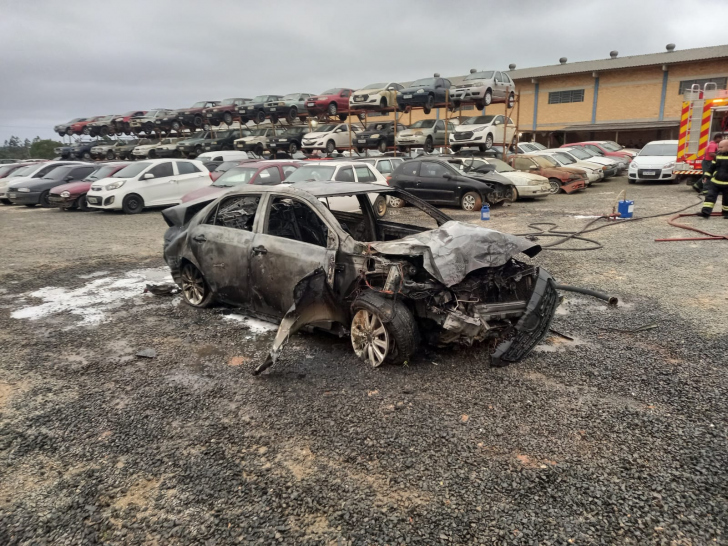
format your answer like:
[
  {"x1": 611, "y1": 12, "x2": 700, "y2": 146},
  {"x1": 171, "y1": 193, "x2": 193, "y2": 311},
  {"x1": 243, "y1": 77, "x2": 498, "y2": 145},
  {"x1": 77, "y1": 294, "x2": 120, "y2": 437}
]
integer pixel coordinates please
[{"x1": 162, "y1": 183, "x2": 560, "y2": 373}]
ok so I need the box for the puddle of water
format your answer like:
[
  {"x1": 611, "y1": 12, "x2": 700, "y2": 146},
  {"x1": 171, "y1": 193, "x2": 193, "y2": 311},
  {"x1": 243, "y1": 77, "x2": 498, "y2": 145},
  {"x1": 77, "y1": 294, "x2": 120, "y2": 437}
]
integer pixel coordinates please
[
  {"x1": 77, "y1": 271, "x2": 110, "y2": 279},
  {"x1": 10, "y1": 268, "x2": 172, "y2": 326}
]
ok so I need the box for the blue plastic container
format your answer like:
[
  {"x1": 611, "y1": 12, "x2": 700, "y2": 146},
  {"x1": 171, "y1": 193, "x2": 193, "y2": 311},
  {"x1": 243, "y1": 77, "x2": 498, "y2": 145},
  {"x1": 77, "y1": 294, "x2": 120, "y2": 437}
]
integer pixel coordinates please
[
  {"x1": 481, "y1": 204, "x2": 490, "y2": 221},
  {"x1": 617, "y1": 199, "x2": 634, "y2": 218}
]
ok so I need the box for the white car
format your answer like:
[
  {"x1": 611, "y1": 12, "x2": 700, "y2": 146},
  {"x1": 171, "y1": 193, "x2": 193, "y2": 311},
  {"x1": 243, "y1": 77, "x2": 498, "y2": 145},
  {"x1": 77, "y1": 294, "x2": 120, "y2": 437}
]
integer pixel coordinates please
[
  {"x1": 0, "y1": 161, "x2": 77, "y2": 203},
  {"x1": 628, "y1": 140, "x2": 679, "y2": 184},
  {"x1": 448, "y1": 157, "x2": 551, "y2": 199},
  {"x1": 449, "y1": 115, "x2": 516, "y2": 152},
  {"x1": 301, "y1": 123, "x2": 363, "y2": 154},
  {"x1": 450, "y1": 70, "x2": 516, "y2": 109},
  {"x1": 282, "y1": 160, "x2": 389, "y2": 216},
  {"x1": 516, "y1": 142, "x2": 546, "y2": 153},
  {"x1": 196, "y1": 151, "x2": 250, "y2": 163},
  {"x1": 132, "y1": 139, "x2": 161, "y2": 159},
  {"x1": 559, "y1": 147, "x2": 622, "y2": 177},
  {"x1": 149, "y1": 138, "x2": 183, "y2": 159},
  {"x1": 234, "y1": 128, "x2": 278, "y2": 156},
  {"x1": 350, "y1": 82, "x2": 405, "y2": 110},
  {"x1": 353, "y1": 157, "x2": 405, "y2": 176},
  {"x1": 532, "y1": 150, "x2": 604, "y2": 184},
  {"x1": 87, "y1": 159, "x2": 211, "y2": 214}
]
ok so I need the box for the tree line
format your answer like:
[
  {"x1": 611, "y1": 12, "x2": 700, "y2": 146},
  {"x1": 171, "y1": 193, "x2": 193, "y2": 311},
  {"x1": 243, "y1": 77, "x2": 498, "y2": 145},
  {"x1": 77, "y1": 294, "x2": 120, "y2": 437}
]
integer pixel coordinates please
[{"x1": 0, "y1": 136, "x2": 64, "y2": 160}]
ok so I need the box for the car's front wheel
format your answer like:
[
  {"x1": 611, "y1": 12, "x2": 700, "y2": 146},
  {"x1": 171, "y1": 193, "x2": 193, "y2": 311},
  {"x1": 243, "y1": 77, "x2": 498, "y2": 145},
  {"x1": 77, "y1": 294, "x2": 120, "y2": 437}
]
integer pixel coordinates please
[
  {"x1": 76, "y1": 194, "x2": 90, "y2": 211},
  {"x1": 451, "y1": 144, "x2": 462, "y2": 152},
  {"x1": 286, "y1": 107, "x2": 298, "y2": 124},
  {"x1": 180, "y1": 262, "x2": 214, "y2": 308},
  {"x1": 83, "y1": 152, "x2": 92, "y2": 160},
  {"x1": 378, "y1": 139, "x2": 388, "y2": 153},
  {"x1": 484, "y1": 133, "x2": 494, "y2": 150},
  {"x1": 547, "y1": 178, "x2": 562, "y2": 194},
  {"x1": 171, "y1": 121, "x2": 181, "y2": 131},
  {"x1": 424, "y1": 136, "x2": 434, "y2": 153},
  {"x1": 325, "y1": 140, "x2": 336, "y2": 154},
  {"x1": 460, "y1": 191, "x2": 482, "y2": 211},
  {"x1": 423, "y1": 94, "x2": 435, "y2": 115},
  {"x1": 122, "y1": 193, "x2": 144, "y2": 214},
  {"x1": 223, "y1": 112, "x2": 234, "y2": 126},
  {"x1": 507, "y1": 186, "x2": 518, "y2": 202},
  {"x1": 106, "y1": 150, "x2": 115, "y2": 160},
  {"x1": 507, "y1": 92, "x2": 515, "y2": 108},
  {"x1": 328, "y1": 102, "x2": 338, "y2": 116},
  {"x1": 288, "y1": 142, "x2": 298, "y2": 154},
  {"x1": 484, "y1": 89, "x2": 493, "y2": 106},
  {"x1": 193, "y1": 115, "x2": 203, "y2": 128},
  {"x1": 39, "y1": 190, "x2": 51, "y2": 208}
]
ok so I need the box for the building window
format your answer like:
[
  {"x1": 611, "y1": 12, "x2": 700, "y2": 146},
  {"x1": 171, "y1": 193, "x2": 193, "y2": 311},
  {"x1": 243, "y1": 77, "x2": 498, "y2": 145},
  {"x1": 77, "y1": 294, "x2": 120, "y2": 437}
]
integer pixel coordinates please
[
  {"x1": 548, "y1": 89, "x2": 585, "y2": 104},
  {"x1": 678, "y1": 77, "x2": 727, "y2": 94}
]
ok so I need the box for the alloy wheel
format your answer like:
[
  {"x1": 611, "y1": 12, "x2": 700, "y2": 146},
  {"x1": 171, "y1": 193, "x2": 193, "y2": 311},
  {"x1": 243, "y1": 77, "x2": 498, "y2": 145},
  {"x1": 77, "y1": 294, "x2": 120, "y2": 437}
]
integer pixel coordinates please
[
  {"x1": 181, "y1": 264, "x2": 207, "y2": 306},
  {"x1": 351, "y1": 309, "x2": 390, "y2": 367},
  {"x1": 461, "y1": 194, "x2": 477, "y2": 211}
]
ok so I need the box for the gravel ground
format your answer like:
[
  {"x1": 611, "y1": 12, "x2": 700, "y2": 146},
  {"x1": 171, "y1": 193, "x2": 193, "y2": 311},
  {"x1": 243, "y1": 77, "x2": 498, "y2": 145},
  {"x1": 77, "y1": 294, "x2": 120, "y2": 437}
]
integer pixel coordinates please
[{"x1": 1, "y1": 176, "x2": 727, "y2": 545}]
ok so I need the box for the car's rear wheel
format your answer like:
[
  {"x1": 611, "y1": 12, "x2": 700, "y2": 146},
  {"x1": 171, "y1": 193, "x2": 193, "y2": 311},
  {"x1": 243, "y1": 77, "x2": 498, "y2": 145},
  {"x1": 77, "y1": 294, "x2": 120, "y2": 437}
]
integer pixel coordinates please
[
  {"x1": 223, "y1": 112, "x2": 234, "y2": 125},
  {"x1": 326, "y1": 140, "x2": 336, "y2": 154},
  {"x1": 76, "y1": 194, "x2": 89, "y2": 211},
  {"x1": 82, "y1": 127, "x2": 90, "y2": 136},
  {"x1": 388, "y1": 196, "x2": 405, "y2": 208},
  {"x1": 338, "y1": 114, "x2": 348, "y2": 122},
  {"x1": 122, "y1": 193, "x2": 144, "y2": 214},
  {"x1": 460, "y1": 191, "x2": 482, "y2": 211},
  {"x1": 547, "y1": 178, "x2": 562, "y2": 194},
  {"x1": 373, "y1": 195, "x2": 387, "y2": 217},
  {"x1": 180, "y1": 262, "x2": 214, "y2": 308},
  {"x1": 148, "y1": 150, "x2": 157, "y2": 159},
  {"x1": 25, "y1": 204, "x2": 36, "y2": 208},
  {"x1": 377, "y1": 139, "x2": 388, "y2": 153},
  {"x1": 397, "y1": 146, "x2": 408, "y2": 154},
  {"x1": 222, "y1": 144, "x2": 232, "y2": 151},
  {"x1": 350, "y1": 292, "x2": 419, "y2": 367}
]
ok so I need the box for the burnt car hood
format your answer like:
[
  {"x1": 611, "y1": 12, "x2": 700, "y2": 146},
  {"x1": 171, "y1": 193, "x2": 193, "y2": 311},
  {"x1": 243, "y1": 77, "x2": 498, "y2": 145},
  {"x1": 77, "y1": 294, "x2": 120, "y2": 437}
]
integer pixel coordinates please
[{"x1": 369, "y1": 220, "x2": 541, "y2": 287}]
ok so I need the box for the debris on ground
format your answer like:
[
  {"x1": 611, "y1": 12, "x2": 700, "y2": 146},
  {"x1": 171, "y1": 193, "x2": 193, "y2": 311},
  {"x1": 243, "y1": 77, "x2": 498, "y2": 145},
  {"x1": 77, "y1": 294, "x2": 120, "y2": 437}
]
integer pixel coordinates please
[
  {"x1": 144, "y1": 283, "x2": 179, "y2": 296},
  {"x1": 136, "y1": 348, "x2": 157, "y2": 358}
]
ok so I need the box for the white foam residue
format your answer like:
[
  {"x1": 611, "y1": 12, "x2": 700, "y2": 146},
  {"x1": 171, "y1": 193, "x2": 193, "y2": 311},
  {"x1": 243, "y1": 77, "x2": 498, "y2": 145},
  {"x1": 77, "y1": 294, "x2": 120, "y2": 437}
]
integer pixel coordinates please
[
  {"x1": 573, "y1": 215, "x2": 602, "y2": 219},
  {"x1": 11, "y1": 268, "x2": 173, "y2": 326},
  {"x1": 77, "y1": 271, "x2": 110, "y2": 279},
  {"x1": 222, "y1": 313, "x2": 278, "y2": 334}
]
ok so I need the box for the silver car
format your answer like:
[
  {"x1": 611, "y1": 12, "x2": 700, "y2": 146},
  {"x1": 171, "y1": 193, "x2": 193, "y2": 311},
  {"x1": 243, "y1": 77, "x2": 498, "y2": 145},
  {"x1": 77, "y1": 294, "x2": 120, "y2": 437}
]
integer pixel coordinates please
[
  {"x1": 451, "y1": 70, "x2": 516, "y2": 109},
  {"x1": 395, "y1": 119, "x2": 455, "y2": 153}
]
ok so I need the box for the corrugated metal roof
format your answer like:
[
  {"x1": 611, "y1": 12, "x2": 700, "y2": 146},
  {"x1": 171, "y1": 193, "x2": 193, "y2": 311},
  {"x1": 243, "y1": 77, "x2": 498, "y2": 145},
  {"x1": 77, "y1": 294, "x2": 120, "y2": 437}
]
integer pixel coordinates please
[
  {"x1": 561, "y1": 120, "x2": 680, "y2": 132},
  {"x1": 506, "y1": 44, "x2": 728, "y2": 80}
]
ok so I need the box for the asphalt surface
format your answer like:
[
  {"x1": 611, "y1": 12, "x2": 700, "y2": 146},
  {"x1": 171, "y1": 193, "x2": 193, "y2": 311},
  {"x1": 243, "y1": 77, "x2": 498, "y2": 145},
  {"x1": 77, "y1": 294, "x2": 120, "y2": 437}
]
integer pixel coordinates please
[{"x1": 1, "y1": 176, "x2": 727, "y2": 545}]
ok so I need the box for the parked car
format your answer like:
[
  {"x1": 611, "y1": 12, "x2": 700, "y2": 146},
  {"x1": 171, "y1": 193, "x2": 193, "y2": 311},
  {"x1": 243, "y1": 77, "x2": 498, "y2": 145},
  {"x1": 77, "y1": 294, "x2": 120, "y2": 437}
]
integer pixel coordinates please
[
  {"x1": 395, "y1": 119, "x2": 455, "y2": 153},
  {"x1": 235, "y1": 127, "x2": 280, "y2": 156},
  {"x1": 516, "y1": 142, "x2": 546, "y2": 153},
  {"x1": 0, "y1": 163, "x2": 33, "y2": 180},
  {"x1": 85, "y1": 115, "x2": 119, "y2": 137},
  {"x1": 532, "y1": 150, "x2": 605, "y2": 184},
  {"x1": 1, "y1": 164, "x2": 50, "y2": 203},
  {"x1": 196, "y1": 151, "x2": 250, "y2": 163},
  {"x1": 148, "y1": 138, "x2": 183, "y2": 158},
  {"x1": 447, "y1": 157, "x2": 551, "y2": 200},
  {"x1": 69, "y1": 116, "x2": 105, "y2": 136},
  {"x1": 508, "y1": 154, "x2": 586, "y2": 194},
  {"x1": 397, "y1": 76, "x2": 452, "y2": 114},
  {"x1": 562, "y1": 141, "x2": 635, "y2": 165},
  {"x1": 207, "y1": 159, "x2": 257, "y2": 181},
  {"x1": 71, "y1": 140, "x2": 105, "y2": 160},
  {"x1": 237, "y1": 95, "x2": 284, "y2": 124},
  {"x1": 388, "y1": 157, "x2": 514, "y2": 210},
  {"x1": 7, "y1": 163, "x2": 95, "y2": 207},
  {"x1": 111, "y1": 111, "x2": 147, "y2": 135},
  {"x1": 129, "y1": 110, "x2": 176, "y2": 134},
  {"x1": 87, "y1": 159, "x2": 211, "y2": 214},
  {"x1": 199, "y1": 130, "x2": 239, "y2": 153},
  {"x1": 177, "y1": 131, "x2": 212, "y2": 158},
  {"x1": 558, "y1": 146, "x2": 622, "y2": 176},
  {"x1": 166, "y1": 101, "x2": 220, "y2": 130},
  {"x1": 132, "y1": 139, "x2": 161, "y2": 160},
  {"x1": 263, "y1": 93, "x2": 314, "y2": 124},
  {"x1": 114, "y1": 139, "x2": 142, "y2": 160},
  {"x1": 627, "y1": 140, "x2": 679, "y2": 184},
  {"x1": 301, "y1": 123, "x2": 363, "y2": 154},
  {"x1": 350, "y1": 82, "x2": 405, "y2": 110},
  {"x1": 162, "y1": 183, "x2": 559, "y2": 371},
  {"x1": 91, "y1": 140, "x2": 127, "y2": 160},
  {"x1": 450, "y1": 70, "x2": 516, "y2": 109},
  {"x1": 205, "y1": 98, "x2": 251, "y2": 127},
  {"x1": 54, "y1": 144, "x2": 73, "y2": 159},
  {"x1": 48, "y1": 162, "x2": 129, "y2": 211},
  {"x1": 352, "y1": 157, "x2": 405, "y2": 176},
  {"x1": 182, "y1": 161, "x2": 300, "y2": 203},
  {"x1": 54, "y1": 118, "x2": 86, "y2": 137},
  {"x1": 354, "y1": 121, "x2": 407, "y2": 154},
  {"x1": 306, "y1": 88, "x2": 356, "y2": 120},
  {"x1": 268, "y1": 126, "x2": 311, "y2": 155},
  {"x1": 449, "y1": 115, "x2": 517, "y2": 152}
]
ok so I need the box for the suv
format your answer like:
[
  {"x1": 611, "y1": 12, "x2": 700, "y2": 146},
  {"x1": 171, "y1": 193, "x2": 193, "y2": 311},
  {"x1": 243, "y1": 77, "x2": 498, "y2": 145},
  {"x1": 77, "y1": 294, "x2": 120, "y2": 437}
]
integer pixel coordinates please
[
  {"x1": 130, "y1": 110, "x2": 176, "y2": 134},
  {"x1": 205, "y1": 98, "x2": 251, "y2": 127},
  {"x1": 86, "y1": 115, "x2": 119, "y2": 137},
  {"x1": 397, "y1": 76, "x2": 452, "y2": 114},
  {"x1": 72, "y1": 140, "x2": 106, "y2": 160},
  {"x1": 301, "y1": 122, "x2": 362, "y2": 154},
  {"x1": 451, "y1": 70, "x2": 516, "y2": 109},
  {"x1": 306, "y1": 88, "x2": 355, "y2": 120},
  {"x1": 268, "y1": 126, "x2": 311, "y2": 155},
  {"x1": 149, "y1": 138, "x2": 184, "y2": 158},
  {"x1": 238, "y1": 95, "x2": 283, "y2": 124},
  {"x1": 177, "y1": 131, "x2": 212, "y2": 158},
  {"x1": 395, "y1": 119, "x2": 454, "y2": 153},
  {"x1": 234, "y1": 127, "x2": 278, "y2": 156},
  {"x1": 263, "y1": 93, "x2": 314, "y2": 124},
  {"x1": 111, "y1": 111, "x2": 147, "y2": 135},
  {"x1": 91, "y1": 140, "x2": 126, "y2": 160},
  {"x1": 449, "y1": 115, "x2": 517, "y2": 152},
  {"x1": 355, "y1": 121, "x2": 407, "y2": 153},
  {"x1": 115, "y1": 139, "x2": 142, "y2": 160},
  {"x1": 350, "y1": 82, "x2": 405, "y2": 110},
  {"x1": 200, "y1": 130, "x2": 239, "y2": 153},
  {"x1": 168, "y1": 101, "x2": 220, "y2": 130}
]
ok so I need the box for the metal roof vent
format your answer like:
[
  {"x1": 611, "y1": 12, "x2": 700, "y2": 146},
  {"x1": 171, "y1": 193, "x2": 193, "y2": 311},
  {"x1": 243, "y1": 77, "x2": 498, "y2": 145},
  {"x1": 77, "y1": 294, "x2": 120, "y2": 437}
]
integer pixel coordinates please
[
  {"x1": 666, "y1": 43, "x2": 676, "y2": 52},
  {"x1": 433, "y1": 73, "x2": 440, "y2": 77},
  {"x1": 470, "y1": 68, "x2": 477, "y2": 74},
  {"x1": 509, "y1": 63, "x2": 516, "y2": 70},
  {"x1": 559, "y1": 57, "x2": 567, "y2": 65},
  {"x1": 610, "y1": 50, "x2": 618, "y2": 59}
]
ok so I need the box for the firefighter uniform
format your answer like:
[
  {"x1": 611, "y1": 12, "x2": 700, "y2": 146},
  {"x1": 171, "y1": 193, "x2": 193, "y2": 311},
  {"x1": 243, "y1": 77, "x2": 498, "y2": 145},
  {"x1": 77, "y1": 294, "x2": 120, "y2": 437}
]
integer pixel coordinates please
[{"x1": 702, "y1": 153, "x2": 728, "y2": 218}]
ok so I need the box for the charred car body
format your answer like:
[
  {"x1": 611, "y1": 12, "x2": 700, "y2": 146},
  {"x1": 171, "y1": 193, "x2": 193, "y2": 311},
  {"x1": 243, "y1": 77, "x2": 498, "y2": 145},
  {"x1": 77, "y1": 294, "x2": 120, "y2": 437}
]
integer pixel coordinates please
[{"x1": 162, "y1": 183, "x2": 559, "y2": 373}]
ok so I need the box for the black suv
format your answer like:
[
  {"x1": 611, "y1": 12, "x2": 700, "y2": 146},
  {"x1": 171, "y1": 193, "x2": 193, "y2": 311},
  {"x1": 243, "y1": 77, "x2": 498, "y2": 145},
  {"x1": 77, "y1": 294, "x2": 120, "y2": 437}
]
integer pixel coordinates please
[
  {"x1": 237, "y1": 95, "x2": 283, "y2": 124},
  {"x1": 355, "y1": 121, "x2": 407, "y2": 153},
  {"x1": 267, "y1": 126, "x2": 311, "y2": 155},
  {"x1": 201, "y1": 130, "x2": 240, "y2": 153},
  {"x1": 176, "y1": 131, "x2": 211, "y2": 157}
]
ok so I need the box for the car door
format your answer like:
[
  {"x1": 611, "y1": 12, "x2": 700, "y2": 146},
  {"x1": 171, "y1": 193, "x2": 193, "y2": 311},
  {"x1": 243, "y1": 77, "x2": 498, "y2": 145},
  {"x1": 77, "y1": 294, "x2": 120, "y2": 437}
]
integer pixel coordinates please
[
  {"x1": 432, "y1": 120, "x2": 446, "y2": 145},
  {"x1": 322, "y1": 166, "x2": 359, "y2": 211},
  {"x1": 174, "y1": 161, "x2": 209, "y2": 201},
  {"x1": 338, "y1": 89, "x2": 351, "y2": 110},
  {"x1": 417, "y1": 161, "x2": 458, "y2": 204},
  {"x1": 391, "y1": 160, "x2": 420, "y2": 194},
  {"x1": 491, "y1": 115, "x2": 506, "y2": 143},
  {"x1": 139, "y1": 161, "x2": 176, "y2": 205},
  {"x1": 493, "y1": 72, "x2": 505, "y2": 100},
  {"x1": 188, "y1": 193, "x2": 262, "y2": 306},
  {"x1": 248, "y1": 195, "x2": 336, "y2": 317}
]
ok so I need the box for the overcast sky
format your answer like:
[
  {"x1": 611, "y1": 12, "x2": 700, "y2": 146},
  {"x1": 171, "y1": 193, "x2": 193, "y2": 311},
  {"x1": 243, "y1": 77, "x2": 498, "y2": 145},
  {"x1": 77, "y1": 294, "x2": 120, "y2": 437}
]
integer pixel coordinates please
[{"x1": 1, "y1": 0, "x2": 727, "y2": 143}]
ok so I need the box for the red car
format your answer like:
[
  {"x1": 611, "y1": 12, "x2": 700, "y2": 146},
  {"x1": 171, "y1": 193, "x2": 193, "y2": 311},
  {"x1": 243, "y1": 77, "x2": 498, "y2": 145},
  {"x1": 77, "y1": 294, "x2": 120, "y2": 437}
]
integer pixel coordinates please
[
  {"x1": 182, "y1": 161, "x2": 300, "y2": 203},
  {"x1": 562, "y1": 141, "x2": 635, "y2": 162},
  {"x1": 68, "y1": 116, "x2": 105, "y2": 136},
  {"x1": 508, "y1": 154, "x2": 586, "y2": 194},
  {"x1": 111, "y1": 111, "x2": 147, "y2": 135},
  {"x1": 48, "y1": 162, "x2": 129, "y2": 211},
  {"x1": 306, "y1": 88, "x2": 355, "y2": 120}
]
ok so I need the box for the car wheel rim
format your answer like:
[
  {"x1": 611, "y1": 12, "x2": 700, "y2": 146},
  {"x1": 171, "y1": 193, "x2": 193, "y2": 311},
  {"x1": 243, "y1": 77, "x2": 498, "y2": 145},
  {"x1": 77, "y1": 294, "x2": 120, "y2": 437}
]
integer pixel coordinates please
[
  {"x1": 462, "y1": 195, "x2": 476, "y2": 210},
  {"x1": 181, "y1": 264, "x2": 206, "y2": 305},
  {"x1": 548, "y1": 180, "x2": 560, "y2": 193},
  {"x1": 486, "y1": 136, "x2": 493, "y2": 148},
  {"x1": 289, "y1": 143, "x2": 297, "y2": 154},
  {"x1": 485, "y1": 92, "x2": 492, "y2": 106},
  {"x1": 375, "y1": 198, "x2": 386, "y2": 216},
  {"x1": 389, "y1": 197, "x2": 403, "y2": 208},
  {"x1": 328, "y1": 104, "x2": 337, "y2": 115},
  {"x1": 351, "y1": 309, "x2": 389, "y2": 367}
]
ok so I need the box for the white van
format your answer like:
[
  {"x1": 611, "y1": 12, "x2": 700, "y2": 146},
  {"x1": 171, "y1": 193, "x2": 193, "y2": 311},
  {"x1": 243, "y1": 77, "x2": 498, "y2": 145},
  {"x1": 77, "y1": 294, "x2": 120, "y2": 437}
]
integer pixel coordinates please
[{"x1": 87, "y1": 159, "x2": 211, "y2": 214}]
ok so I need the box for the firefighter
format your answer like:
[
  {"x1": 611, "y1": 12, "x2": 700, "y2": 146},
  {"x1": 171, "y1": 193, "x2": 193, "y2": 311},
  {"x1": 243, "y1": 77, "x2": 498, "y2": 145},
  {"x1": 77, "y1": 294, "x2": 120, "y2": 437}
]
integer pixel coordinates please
[
  {"x1": 701, "y1": 138, "x2": 728, "y2": 218},
  {"x1": 695, "y1": 133, "x2": 723, "y2": 192}
]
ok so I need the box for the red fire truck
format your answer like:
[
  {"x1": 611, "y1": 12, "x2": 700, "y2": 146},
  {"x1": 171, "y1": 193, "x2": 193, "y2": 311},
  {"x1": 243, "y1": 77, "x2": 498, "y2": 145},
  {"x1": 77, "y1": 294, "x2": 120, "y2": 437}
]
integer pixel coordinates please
[{"x1": 674, "y1": 83, "x2": 728, "y2": 184}]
